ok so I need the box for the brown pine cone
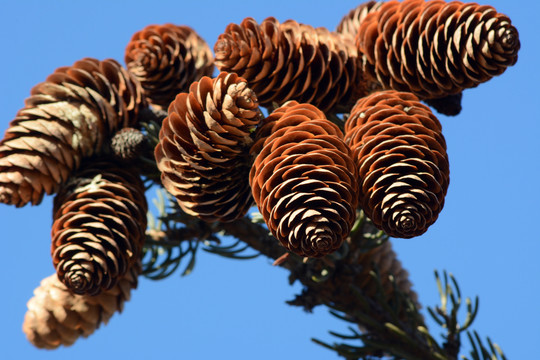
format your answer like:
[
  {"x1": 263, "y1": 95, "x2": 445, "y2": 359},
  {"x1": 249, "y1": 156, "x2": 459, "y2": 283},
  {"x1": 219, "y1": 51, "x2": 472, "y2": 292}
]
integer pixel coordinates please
[
  {"x1": 321, "y1": 239, "x2": 420, "y2": 330},
  {"x1": 110, "y1": 127, "x2": 147, "y2": 162},
  {"x1": 356, "y1": 0, "x2": 520, "y2": 99},
  {"x1": 125, "y1": 24, "x2": 215, "y2": 109},
  {"x1": 155, "y1": 72, "x2": 261, "y2": 222},
  {"x1": 214, "y1": 17, "x2": 365, "y2": 113},
  {"x1": 22, "y1": 261, "x2": 140, "y2": 349},
  {"x1": 51, "y1": 160, "x2": 147, "y2": 295},
  {"x1": 336, "y1": 1, "x2": 383, "y2": 39},
  {"x1": 344, "y1": 90, "x2": 449, "y2": 238},
  {"x1": 354, "y1": 240, "x2": 418, "y2": 308},
  {"x1": 250, "y1": 101, "x2": 358, "y2": 257},
  {"x1": 0, "y1": 58, "x2": 146, "y2": 207}
]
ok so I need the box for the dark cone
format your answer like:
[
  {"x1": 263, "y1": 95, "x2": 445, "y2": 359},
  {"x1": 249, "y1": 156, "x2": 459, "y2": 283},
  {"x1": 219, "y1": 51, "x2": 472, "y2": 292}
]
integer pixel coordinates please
[
  {"x1": 110, "y1": 127, "x2": 147, "y2": 162},
  {"x1": 155, "y1": 72, "x2": 262, "y2": 222},
  {"x1": 423, "y1": 93, "x2": 463, "y2": 116},
  {"x1": 215, "y1": 17, "x2": 366, "y2": 113},
  {"x1": 356, "y1": 0, "x2": 520, "y2": 99},
  {"x1": 250, "y1": 101, "x2": 358, "y2": 257},
  {"x1": 0, "y1": 58, "x2": 146, "y2": 207},
  {"x1": 344, "y1": 91, "x2": 449, "y2": 238},
  {"x1": 23, "y1": 261, "x2": 140, "y2": 349},
  {"x1": 51, "y1": 160, "x2": 147, "y2": 295},
  {"x1": 125, "y1": 24, "x2": 215, "y2": 109},
  {"x1": 314, "y1": 239, "x2": 421, "y2": 330}
]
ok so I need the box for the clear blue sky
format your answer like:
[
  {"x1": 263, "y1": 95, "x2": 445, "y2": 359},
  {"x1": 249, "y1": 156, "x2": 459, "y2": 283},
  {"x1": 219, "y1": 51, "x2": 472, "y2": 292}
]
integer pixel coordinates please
[{"x1": 0, "y1": 1, "x2": 538, "y2": 359}]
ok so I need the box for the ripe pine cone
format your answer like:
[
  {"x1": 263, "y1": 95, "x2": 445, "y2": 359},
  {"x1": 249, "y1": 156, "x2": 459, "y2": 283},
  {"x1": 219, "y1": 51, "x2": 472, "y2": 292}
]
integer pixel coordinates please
[
  {"x1": 355, "y1": 0, "x2": 520, "y2": 99},
  {"x1": 249, "y1": 101, "x2": 358, "y2": 257},
  {"x1": 344, "y1": 90, "x2": 449, "y2": 238},
  {"x1": 155, "y1": 72, "x2": 262, "y2": 222},
  {"x1": 51, "y1": 160, "x2": 147, "y2": 295},
  {"x1": 336, "y1": 1, "x2": 383, "y2": 39},
  {"x1": 214, "y1": 17, "x2": 365, "y2": 113},
  {"x1": 125, "y1": 24, "x2": 215, "y2": 109},
  {"x1": 22, "y1": 262, "x2": 140, "y2": 349},
  {"x1": 0, "y1": 58, "x2": 146, "y2": 207}
]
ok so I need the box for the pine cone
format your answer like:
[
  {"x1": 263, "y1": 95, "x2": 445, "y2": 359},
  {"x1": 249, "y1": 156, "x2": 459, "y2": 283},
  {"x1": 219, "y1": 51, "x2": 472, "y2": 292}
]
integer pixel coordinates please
[
  {"x1": 110, "y1": 127, "x2": 147, "y2": 162},
  {"x1": 356, "y1": 0, "x2": 520, "y2": 99},
  {"x1": 22, "y1": 262, "x2": 140, "y2": 349},
  {"x1": 325, "y1": 240, "x2": 420, "y2": 329},
  {"x1": 344, "y1": 90, "x2": 449, "y2": 238},
  {"x1": 336, "y1": 1, "x2": 383, "y2": 39},
  {"x1": 0, "y1": 58, "x2": 146, "y2": 207},
  {"x1": 214, "y1": 17, "x2": 365, "y2": 113},
  {"x1": 354, "y1": 241, "x2": 418, "y2": 307},
  {"x1": 51, "y1": 160, "x2": 147, "y2": 295},
  {"x1": 125, "y1": 24, "x2": 215, "y2": 108},
  {"x1": 155, "y1": 72, "x2": 261, "y2": 222},
  {"x1": 249, "y1": 101, "x2": 358, "y2": 257}
]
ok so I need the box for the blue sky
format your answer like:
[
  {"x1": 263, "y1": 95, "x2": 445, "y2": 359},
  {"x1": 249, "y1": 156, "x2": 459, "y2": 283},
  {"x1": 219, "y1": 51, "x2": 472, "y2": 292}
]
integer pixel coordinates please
[{"x1": 0, "y1": 1, "x2": 538, "y2": 359}]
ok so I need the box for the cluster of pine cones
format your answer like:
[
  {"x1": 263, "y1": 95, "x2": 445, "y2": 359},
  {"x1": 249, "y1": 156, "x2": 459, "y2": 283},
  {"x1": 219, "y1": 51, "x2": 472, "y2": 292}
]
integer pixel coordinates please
[{"x1": 0, "y1": 0, "x2": 519, "y2": 349}]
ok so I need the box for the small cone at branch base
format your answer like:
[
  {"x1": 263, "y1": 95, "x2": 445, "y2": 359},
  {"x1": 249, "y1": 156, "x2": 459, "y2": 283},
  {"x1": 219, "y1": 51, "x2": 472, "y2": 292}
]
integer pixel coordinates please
[
  {"x1": 125, "y1": 24, "x2": 214, "y2": 109},
  {"x1": 344, "y1": 90, "x2": 449, "y2": 238},
  {"x1": 250, "y1": 101, "x2": 358, "y2": 257},
  {"x1": 51, "y1": 160, "x2": 147, "y2": 295},
  {"x1": 22, "y1": 262, "x2": 140, "y2": 349},
  {"x1": 0, "y1": 58, "x2": 146, "y2": 207},
  {"x1": 155, "y1": 72, "x2": 262, "y2": 222}
]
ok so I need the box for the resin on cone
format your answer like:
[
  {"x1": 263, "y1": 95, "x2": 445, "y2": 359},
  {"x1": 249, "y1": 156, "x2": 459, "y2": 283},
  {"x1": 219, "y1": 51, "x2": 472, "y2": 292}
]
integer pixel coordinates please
[
  {"x1": 250, "y1": 101, "x2": 358, "y2": 257},
  {"x1": 344, "y1": 90, "x2": 449, "y2": 238},
  {"x1": 155, "y1": 72, "x2": 262, "y2": 222},
  {"x1": 0, "y1": 58, "x2": 146, "y2": 207}
]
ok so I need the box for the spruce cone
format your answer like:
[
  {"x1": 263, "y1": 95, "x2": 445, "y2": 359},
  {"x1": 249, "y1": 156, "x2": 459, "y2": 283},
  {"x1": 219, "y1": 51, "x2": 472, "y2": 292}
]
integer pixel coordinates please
[
  {"x1": 336, "y1": 1, "x2": 383, "y2": 39},
  {"x1": 110, "y1": 127, "x2": 147, "y2": 162},
  {"x1": 22, "y1": 262, "x2": 140, "y2": 349},
  {"x1": 344, "y1": 91, "x2": 449, "y2": 238},
  {"x1": 215, "y1": 17, "x2": 365, "y2": 113},
  {"x1": 155, "y1": 72, "x2": 261, "y2": 222},
  {"x1": 125, "y1": 24, "x2": 215, "y2": 108},
  {"x1": 354, "y1": 240, "x2": 418, "y2": 309},
  {"x1": 250, "y1": 101, "x2": 358, "y2": 257},
  {"x1": 355, "y1": 0, "x2": 520, "y2": 99},
  {"x1": 51, "y1": 161, "x2": 147, "y2": 295},
  {"x1": 318, "y1": 239, "x2": 420, "y2": 329},
  {"x1": 0, "y1": 58, "x2": 146, "y2": 207}
]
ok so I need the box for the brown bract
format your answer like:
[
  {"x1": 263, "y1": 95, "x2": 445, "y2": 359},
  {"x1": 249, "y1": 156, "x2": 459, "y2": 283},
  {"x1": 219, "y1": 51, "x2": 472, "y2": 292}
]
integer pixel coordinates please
[
  {"x1": 22, "y1": 262, "x2": 140, "y2": 349},
  {"x1": 155, "y1": 72, "x2": 261, "y2": 222},
  {"x1": 355, "y1": 0, "x2": 520, "y2": 99},
  {"x1": 344, "y1": 90, "x2": 449, "y2": 238},
  {"x1": 0, "y1": 58, "x2": 146, "y2": 207},
  {"x1": 125, "y1": 24, "x2": 215, "y2": 109},
  {"x1": 215, "y1": 17, "x2": 366, "y2": 113},
  {"x1": 250, "y1": 101, "x2": 358, "y2": 258},
  {"x1": 51, "y1": 160, "x2": 147, "y2": 295}
]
